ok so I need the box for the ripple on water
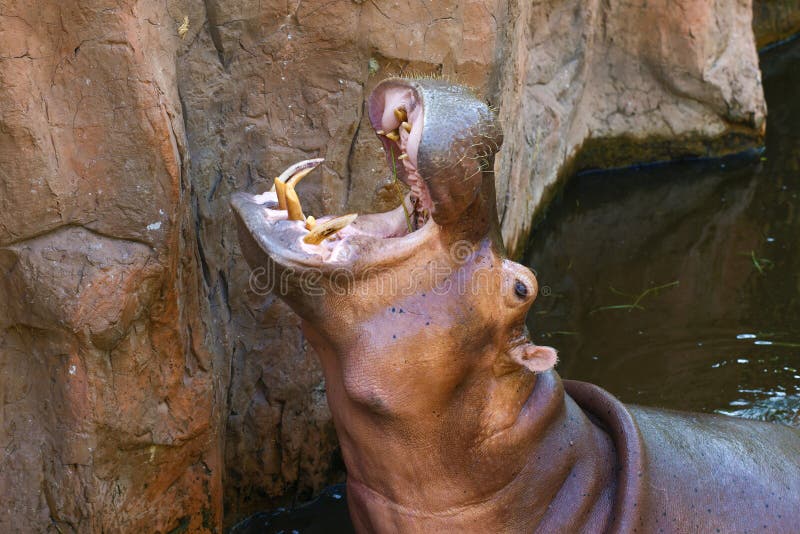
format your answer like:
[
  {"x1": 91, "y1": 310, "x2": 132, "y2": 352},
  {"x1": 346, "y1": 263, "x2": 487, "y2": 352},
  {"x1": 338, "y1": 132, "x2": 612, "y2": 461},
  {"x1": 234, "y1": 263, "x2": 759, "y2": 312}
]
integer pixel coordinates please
[
  {"x1": 535, "y1": 328, "x2": 800, "y2": 425},
  {"x1": 717, "y1": 393, "x2": 800, "y2": 427}
]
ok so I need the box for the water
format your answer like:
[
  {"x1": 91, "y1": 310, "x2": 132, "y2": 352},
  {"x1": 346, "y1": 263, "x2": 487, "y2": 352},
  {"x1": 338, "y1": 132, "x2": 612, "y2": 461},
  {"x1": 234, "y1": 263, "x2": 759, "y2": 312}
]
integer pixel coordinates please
[
  {"x1": 525, "y1": 37, "x2": 800, "y2": 427},
  {"x1": 232, "y1": 37, "x2": 800, "y2": 532},
  {"x1": 231, "y1": 485, "x2": 354, "y2": 534}
]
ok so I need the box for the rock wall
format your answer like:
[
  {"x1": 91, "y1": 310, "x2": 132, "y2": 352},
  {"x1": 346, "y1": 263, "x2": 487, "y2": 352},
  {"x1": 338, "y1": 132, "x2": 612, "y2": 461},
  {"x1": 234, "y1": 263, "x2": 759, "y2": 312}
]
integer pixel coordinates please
[
  {"x1": 494, "y1": 0, "x2": 770, "y2": 255},
  {"x1": 0, "y1": 2, "x2": 223, "y2": 532},
  {"x1": 0, "y1": 0, "x2": 791, "y2": 531}
]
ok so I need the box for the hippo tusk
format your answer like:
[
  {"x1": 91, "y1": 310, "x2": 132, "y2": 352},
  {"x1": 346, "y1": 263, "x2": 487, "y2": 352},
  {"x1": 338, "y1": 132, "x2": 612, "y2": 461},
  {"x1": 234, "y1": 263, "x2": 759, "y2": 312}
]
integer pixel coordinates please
[
  {"x1": 277, "y1": 158, "x2": 324, "y2": 183},
  {"x1": 394, "y1": 107, "x2": 407, "y2": 122},
  {"x1": 265, "y1": 158, "x2": 323, "y2": 216},
  {"x1": 269, "y1": 158, "x2": 325, "y2": 192},
  {"x1": 385, "y1": 130, "x2": 400, "y2": 142},
  {"x1": 401, "y1": 121, "x2": 412, "y2": 133},
  {"x1": 285, "y1": 185, "x2": 305, "y2": 221},
  {"x1": 274, "y1": 178, "x2": 288, "y2": 210},
  {"x1": 303, "y1": 213, "x2": 358, "y2": 245},
  {"x1": 286, "y1": 166, "x2": 318, "y2": 188}
]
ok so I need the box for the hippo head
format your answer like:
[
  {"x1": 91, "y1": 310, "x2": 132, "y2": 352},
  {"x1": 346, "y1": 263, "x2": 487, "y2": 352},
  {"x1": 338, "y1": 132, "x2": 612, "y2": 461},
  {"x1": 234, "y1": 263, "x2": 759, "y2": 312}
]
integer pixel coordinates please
[{"x1": 231, "y1": 78, "x2": 556, "y2": 379}]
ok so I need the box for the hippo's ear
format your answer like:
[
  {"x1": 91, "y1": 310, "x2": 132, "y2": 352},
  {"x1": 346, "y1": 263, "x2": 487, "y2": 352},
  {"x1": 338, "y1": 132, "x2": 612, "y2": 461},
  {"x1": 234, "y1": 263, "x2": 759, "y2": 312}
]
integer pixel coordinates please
[{"x1": 509, "y1": 344, "x2": 558, "y2": 373}]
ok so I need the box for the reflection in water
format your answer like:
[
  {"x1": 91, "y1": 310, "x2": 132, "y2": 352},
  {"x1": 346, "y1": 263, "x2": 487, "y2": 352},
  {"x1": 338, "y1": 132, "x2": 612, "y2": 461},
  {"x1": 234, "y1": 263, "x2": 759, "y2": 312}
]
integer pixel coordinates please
[
  {"x1": 525, "y1": 38, "x2": 800, "y2": 427},
  {"x1": 231, "y1": 485, "x2": 354, "y2": 534}
]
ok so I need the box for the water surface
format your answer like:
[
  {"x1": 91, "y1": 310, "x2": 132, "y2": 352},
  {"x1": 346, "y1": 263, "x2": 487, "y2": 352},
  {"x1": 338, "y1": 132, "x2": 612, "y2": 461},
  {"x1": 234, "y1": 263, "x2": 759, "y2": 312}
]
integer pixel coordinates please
[{"x1": 525, "y1": 38, "x2": 800, "y2": 426}]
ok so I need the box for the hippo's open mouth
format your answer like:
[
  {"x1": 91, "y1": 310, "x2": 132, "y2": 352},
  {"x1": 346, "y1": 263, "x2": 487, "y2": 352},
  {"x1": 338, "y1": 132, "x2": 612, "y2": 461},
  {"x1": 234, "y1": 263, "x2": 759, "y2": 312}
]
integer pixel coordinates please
[
  {"x1": 230, "y1": 155, "x2": 435, "y2": 272},
  {"x1": 231, "y1": 78, "x2": 501, "y2": 273}
]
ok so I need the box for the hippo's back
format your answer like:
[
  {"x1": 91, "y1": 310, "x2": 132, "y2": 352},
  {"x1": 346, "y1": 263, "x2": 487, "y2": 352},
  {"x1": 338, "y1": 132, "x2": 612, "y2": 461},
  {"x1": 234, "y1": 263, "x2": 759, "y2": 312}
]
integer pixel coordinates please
[
  {"x1": 565, "y1": 380, "x2": 800, "y2": 534},
  {"x1": 630, "y1": 405, "x2": 800, "y2": 533}
]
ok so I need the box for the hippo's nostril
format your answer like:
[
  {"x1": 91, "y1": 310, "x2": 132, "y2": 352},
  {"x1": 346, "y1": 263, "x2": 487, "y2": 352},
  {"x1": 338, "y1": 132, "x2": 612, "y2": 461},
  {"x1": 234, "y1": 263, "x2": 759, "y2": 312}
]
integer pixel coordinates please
[{"x1": 514, "y1": 279, "x2": 529, "y2": 299}]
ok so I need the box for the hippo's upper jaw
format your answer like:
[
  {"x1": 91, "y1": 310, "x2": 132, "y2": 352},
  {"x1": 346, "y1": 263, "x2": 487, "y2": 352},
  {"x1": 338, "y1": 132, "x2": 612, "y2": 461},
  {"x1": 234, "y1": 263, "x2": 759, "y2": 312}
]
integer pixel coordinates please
[{"x1": 367, "y1": 78, "x2": 503, "y2": 228}]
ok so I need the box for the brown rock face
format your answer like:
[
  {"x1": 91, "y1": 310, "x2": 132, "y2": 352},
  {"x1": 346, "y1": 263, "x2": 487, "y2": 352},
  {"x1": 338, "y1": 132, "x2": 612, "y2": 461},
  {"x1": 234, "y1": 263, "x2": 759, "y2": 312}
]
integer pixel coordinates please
[
  {"x1": 0, "y1": 0, "x2": 788, "y2": 530},
  {"x1": 0, "y1": 2, "x2": 223, "y2": 531},
  {"x1": 493, "y1": 0, "x2": 771, "y2": 256}
]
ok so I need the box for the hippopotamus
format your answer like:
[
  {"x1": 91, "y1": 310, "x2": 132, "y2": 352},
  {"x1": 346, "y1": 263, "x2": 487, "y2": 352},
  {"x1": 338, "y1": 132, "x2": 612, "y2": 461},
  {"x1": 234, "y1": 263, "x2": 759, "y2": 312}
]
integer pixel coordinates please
[{"x1": 231, "y1": 78, "x2": 800, "y2": 533}]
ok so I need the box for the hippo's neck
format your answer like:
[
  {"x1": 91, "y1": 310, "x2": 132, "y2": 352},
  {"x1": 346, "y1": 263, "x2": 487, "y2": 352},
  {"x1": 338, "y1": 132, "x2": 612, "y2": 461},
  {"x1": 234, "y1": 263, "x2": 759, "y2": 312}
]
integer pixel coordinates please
[{"x1": 334, "y1": 370, "x2": 619, "y2": 533}]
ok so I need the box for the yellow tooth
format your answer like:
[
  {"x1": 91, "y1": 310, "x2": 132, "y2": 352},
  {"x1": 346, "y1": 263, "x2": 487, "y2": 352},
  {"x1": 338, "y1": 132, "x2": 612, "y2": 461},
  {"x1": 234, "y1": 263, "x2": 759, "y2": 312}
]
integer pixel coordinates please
[
  {"x1": 394, "y1": 107, "x2": 407, "y2": 122},
  {"x1": 286, "y1": 166, "x2": 317, "y2": 188},
  {"x1": 305, "y1": 216, "x2": 316, "y2": 230},
  {"x1": 178, "y1": 16, "x2": 189, "y2": 39},
  {"x1": 385, "y1": 130, "x2": 400, "y2": 142},
  {"x1": 274, "y1": 178, "x2": 288, "y2": 210},
  {"x1": 285, "y1": 185, "x2": 305, "y2": 221},
  {"x1": 303, "y1": 214, "x2": 358, "y2": 245},
  {"x1": 398, "y1": 153, "x2": 409, "y2": 160},
  {"x1": 401, "y1": 121, "x2": 412, "y2": 133}
]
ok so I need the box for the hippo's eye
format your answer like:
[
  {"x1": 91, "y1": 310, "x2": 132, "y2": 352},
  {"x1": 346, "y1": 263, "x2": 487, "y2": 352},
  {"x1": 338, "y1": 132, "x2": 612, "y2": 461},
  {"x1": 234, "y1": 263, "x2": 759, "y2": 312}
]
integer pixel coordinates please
[{"x1": 514, "y1": 279, "x2": 529, "y2": 299}]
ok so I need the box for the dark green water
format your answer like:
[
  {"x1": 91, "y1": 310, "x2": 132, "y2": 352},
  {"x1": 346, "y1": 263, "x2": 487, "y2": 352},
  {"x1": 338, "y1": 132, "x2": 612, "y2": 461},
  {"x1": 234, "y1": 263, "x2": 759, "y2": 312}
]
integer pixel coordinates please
[
  {"x1": 232, "y1": 37, "x2": 800, "y2": 533},
  {"x1": 231, "y1": 485, "x2": 354, "y2": 534},
  {"x1": 525, "y1": 37, "x2": 800, "y2": 427}
]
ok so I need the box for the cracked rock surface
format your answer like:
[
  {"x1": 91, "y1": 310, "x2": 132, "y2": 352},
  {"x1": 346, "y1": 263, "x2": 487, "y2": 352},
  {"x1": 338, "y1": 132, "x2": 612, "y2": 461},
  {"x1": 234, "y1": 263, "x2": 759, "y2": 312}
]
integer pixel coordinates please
[{"x1": 0, "y1": 0, "x2": 795, "y2": 531}]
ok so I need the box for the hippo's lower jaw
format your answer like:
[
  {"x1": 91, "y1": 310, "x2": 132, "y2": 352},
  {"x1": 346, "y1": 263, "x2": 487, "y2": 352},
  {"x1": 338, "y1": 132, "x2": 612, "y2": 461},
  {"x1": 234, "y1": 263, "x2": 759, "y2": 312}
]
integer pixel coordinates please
[{"x1": 229, "y1": 146, "x2": 436, "y2": 275}]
